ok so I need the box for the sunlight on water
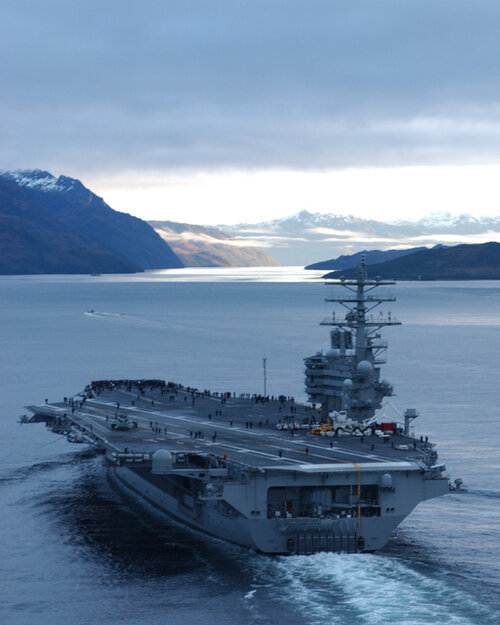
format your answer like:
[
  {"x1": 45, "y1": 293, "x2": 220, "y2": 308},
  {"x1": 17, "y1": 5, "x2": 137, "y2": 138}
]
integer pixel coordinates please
[{"x1": 0, "y1": 266, "x2": 326, "y2": 283}]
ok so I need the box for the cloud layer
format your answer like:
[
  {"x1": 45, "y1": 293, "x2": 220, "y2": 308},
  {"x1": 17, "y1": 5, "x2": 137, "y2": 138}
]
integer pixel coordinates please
[{"x1": 2, "y1": 0, "x2": 500, "y2": 176}]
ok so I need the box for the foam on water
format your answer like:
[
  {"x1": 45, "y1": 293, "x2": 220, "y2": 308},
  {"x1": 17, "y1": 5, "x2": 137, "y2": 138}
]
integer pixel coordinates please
[
  {"x1": 275, "y1": 553, "x2": 493, "y2": 625},
  {"x1": 84, "y1": 310, "x2": 124, "y2": 317}
]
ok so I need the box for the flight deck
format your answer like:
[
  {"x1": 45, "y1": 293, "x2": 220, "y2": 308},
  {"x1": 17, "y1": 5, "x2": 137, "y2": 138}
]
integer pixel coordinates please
[{"x1": 29, "y1": 380, "x2": 435, "y2": 471}]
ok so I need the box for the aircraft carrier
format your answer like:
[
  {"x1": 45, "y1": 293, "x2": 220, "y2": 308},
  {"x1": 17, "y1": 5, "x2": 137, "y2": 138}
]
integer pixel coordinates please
[{"x1": 23, "y1": 259, "x2": 453, "y2": 554}]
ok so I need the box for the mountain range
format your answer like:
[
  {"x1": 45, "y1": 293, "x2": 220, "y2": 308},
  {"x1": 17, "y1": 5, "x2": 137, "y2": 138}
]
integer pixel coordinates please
[
  {"x1": 4, "y1": 170, "x2": 500, "y2": 274},
  {"x1": 219, "y1": 210, "x2": 500, "y2": 265}
]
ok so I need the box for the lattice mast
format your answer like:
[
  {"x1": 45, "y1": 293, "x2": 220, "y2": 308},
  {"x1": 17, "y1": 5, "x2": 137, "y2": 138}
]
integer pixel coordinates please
[{"x1": 304, "y1": 256, "x2": 401, "y2": 421}]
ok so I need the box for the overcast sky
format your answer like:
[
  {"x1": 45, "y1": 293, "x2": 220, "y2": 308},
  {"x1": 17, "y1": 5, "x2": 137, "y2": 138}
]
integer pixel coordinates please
[{"x1": 2, "y1": 0, "x2": 500, "y2": 224}]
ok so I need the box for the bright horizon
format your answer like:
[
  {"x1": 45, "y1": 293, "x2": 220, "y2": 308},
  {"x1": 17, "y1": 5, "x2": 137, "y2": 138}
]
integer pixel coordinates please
[{"x1": 84, "y1": 163, "x2": 500, "y2": 226}]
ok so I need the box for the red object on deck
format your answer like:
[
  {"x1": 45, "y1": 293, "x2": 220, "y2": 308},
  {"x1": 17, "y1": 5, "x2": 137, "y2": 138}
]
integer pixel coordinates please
[{"x1": 381, "y1": 422, "x2": 395, "y2": 432}]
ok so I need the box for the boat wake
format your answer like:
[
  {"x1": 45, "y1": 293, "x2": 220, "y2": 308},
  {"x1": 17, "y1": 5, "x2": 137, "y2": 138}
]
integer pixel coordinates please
[
  {"x1": 268, "y1": 552, "x2": 495, "y2": 625},
  {"x1": 84, "y1": 309, "x2": 166, "y2": 329},
  {"x1": 84, "y1": 310, "x2": 124, "y2": 318}
]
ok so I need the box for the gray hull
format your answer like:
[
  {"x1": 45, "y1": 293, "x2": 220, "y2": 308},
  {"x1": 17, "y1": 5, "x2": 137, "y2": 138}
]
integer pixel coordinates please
[{"x1": 109, "y1": 449, "x2": 448, "y2": 554}]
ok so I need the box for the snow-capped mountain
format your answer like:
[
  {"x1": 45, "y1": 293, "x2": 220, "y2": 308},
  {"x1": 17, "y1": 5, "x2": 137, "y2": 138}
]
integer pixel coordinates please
[
  {"x1": 231, "y1": 209, "x2": 382, "y2": 231},
  {"x1": 1, "y1": 169, "x2": 77, "y2": 194},
  {"x1": 220, "y1": 209, "x2": 500, "y2": 265},
  {"x1": 394, "y1": 210, "x2": 489, "y2": 232},
  {"x1": 0, "y1": 169, "x2": 183, "y2": 274}
]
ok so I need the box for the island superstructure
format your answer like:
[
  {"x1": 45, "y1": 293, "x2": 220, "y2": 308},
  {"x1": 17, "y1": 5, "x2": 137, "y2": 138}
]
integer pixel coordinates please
[{"x1": 24, "y1": 258, "x2": 451, "y2": 554}]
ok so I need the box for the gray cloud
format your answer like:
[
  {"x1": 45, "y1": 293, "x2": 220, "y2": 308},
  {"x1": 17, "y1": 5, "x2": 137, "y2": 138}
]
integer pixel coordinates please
[{"x1": 2, "y1": 0, "x2": 500, "y2": 174}]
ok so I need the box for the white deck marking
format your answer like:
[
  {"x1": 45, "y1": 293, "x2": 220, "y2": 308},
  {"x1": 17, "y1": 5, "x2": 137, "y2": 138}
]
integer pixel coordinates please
[{"x1": 76, "y1": 397, "x2": 405, "y2": 464}]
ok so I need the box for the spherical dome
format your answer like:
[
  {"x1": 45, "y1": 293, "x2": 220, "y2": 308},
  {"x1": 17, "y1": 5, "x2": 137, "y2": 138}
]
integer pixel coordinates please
[
  {"x1": 343, "y1": 378, "x2": 353, "y2": 387},
  {"x1": 152, "y1": 449, "x2": 173, "y2": 474},
  {"x1": 356, "y1": 360, "x2": 373, "y2": 376}
]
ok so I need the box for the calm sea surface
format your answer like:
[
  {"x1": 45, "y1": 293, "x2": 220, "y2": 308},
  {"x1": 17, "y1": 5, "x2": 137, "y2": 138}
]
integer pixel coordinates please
[{"x1": 0, "y1": 267, "x2": 499, "y2": 625}]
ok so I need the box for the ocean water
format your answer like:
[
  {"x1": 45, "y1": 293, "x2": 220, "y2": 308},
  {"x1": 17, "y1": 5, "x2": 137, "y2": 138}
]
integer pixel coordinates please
[{"x1": 0, "y1": 268, "x2": 499, "y2": 625}]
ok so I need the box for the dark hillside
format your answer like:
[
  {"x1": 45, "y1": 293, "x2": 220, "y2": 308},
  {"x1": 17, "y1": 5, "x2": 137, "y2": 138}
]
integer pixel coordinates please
[
  {"x1": 323, "y1": 242, "x2": 500, "y2": 280},
  {"x1": 305, "y1": 247, "x2": 427, "y2": 270},
  {"x1": 8, "y1": 171, "x2": 183, "y2": 270},
  {"x1": 0, "y1": 178, "x2": 140, "y2": 274}
]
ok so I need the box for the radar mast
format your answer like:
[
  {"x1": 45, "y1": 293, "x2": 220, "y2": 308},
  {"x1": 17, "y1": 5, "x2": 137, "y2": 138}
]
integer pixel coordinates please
[{"x1": 304, "y1": 255, "x2": 401, "y2": 421}]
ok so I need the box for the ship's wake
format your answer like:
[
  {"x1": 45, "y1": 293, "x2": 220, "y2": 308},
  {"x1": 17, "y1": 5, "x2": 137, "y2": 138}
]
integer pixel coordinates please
[
  {"x1": 84, "y1": 309, "x2": 165, "y2": 328},
  {"x1": 84, "y1": 310, "x2": 125, "y2": 318},
  {"x1": 267, "y1": 552, "x2": 494, "y2": 625}
]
